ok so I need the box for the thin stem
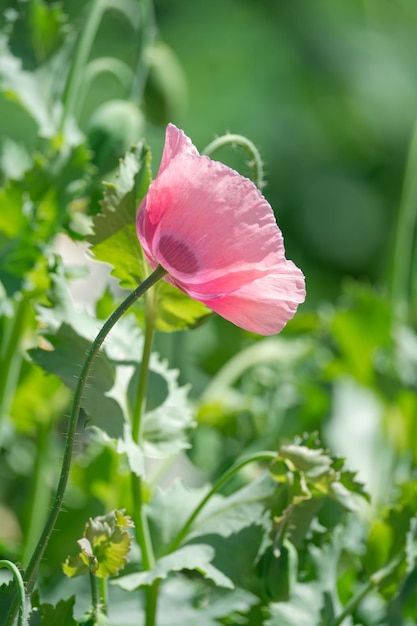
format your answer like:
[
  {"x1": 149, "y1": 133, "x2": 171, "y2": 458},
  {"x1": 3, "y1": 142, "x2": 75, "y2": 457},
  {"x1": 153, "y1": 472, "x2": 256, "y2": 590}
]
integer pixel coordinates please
[
  {"x1": 0, "y1": 561, "x2": 26, "y2": 626},
  {"x1": 168, "y1": 451, "x2": 277, "y2": 553},
  {"x1": 145, "y1": 580, "x2": 161, "y2": 626},
  {"x1": 132, "y1": 292, "x2": 156, "y2": 442},
  {"x1": 98, "y1": 577, "x2": 108, "y2": 615},
  {"x1": 21, "y1": 421, "x2": 52, "y2": 567},
  {"x1": 330, "y1": 557, "x2": 401, "y2": 626},
  {"x1": 4, "y1": 266, "x2": 166, "y2": 626},
  {"x1": 202, "y1": 133, "x2": 265, "y2": 190},
  {"x1": 130, "y1": 0, "x2": 156, "y2": 102},
  {"x1": 0, "y1": 297, "x2": 28, "y2": 430},
  {"x1": 89, "y1": 571, "x2": 99, "y2": 620},
  {"x1": 390, "y1": 118, "x2": 417, "y2": 323},
  {"x1": 130, "y1": 285, "x2": 158, "y2": 624},
  {"x1": 61, "y1": 0, "x2": 107, "y2": 128},
  {"x1": 131, "y1": 474, "x2": 155, "y2": 570}
]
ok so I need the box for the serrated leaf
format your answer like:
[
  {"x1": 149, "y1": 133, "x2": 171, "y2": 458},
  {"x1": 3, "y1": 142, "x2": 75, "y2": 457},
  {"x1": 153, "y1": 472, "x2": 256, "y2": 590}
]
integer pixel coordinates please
[
  {"x1": 88, "y1": 143, "x2": 151, "y2": 289},
  {"x1": 63, "y1": 510, "x2": 134, "y2": 579},
  {"x1": 188, "y1": 472, "x2": 276, "y2": 541},
  {"x1": 28, "y1": 0, "x2": 69, "y2": 63},
  {"x1": 113, "y1": 544, "x2": 234, "y2": 590},
  {"x1": 30, "y1": 263, "x2": 195, "y2": 456},
  {"x1": 147, "y1": 473, "x2": 275, "y2": 558},
  {"x1": 29, "y1": 594, "x2": 77, "y2": 626}
]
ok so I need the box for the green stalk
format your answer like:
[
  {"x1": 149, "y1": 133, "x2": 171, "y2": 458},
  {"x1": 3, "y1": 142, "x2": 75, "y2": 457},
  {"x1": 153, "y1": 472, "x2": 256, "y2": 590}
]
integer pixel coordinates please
[
  {"x1": 21, "y1": 421, "x2": 52, "y2": 568},
  {"x1": 60, "y1": 0, "x2": 107, "y2": 128},
  {"x1": 130, "y1": 0, "x2": 156, "y2": 102},
  {"x1": 330, "y1": 557, "x2": 401, "y2": 626},
  {"x1": 4, "y1": 266, "x2": 166, "y2": 626},
  {"x1": 98, "y1": 577, "x2": 108, "y2": 615},
  {"x1": 0, "y1": 561, "x2": 26, "y2": 626},
  {"x1": 0, "y1": 297, "x2": 28, "y2": 431},
  {"x1": 168, "y1": 451, "x2": 277, "y2": 552},
  {"x1": 390, "y1": 118, "x2": 417, "y2": 323},
  {"x1": 89, "y1": 571, "x2": 99, "y2": 620},
  {"x1": 129, "y1": 287, "x2": 158, "y2": 623},
  {"x1": 202, "y1": 133, "x2": 265, "y2": 190}
]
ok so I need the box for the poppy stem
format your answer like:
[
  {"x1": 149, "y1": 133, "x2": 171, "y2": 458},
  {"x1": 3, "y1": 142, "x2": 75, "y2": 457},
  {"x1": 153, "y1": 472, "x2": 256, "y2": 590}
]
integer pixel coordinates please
[
  {"x1": 3, "y1": 266, "x2": 166, "y2": 626},
  {"x1": 202, "y1": 133, "x2": 265, "y2": 190}
]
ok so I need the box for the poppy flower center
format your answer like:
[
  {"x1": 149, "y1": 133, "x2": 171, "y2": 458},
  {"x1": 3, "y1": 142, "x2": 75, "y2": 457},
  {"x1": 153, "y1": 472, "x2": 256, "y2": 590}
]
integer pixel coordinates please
[{"x1": 158, "y1": 234, "x2": 200, "y2": 274}]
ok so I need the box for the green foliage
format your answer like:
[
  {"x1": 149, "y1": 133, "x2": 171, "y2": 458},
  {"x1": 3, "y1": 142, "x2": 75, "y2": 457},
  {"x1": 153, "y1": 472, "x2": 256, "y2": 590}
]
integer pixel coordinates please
[
  {"x1": 2, "y1": 2, "x2": 417, "y2": 625},
  {"x1": 30, "y1": 261, "x2": 195, "y2": 459},
  {"x1": 29, "y1": 593, "x2": 77, "y2": 626}
]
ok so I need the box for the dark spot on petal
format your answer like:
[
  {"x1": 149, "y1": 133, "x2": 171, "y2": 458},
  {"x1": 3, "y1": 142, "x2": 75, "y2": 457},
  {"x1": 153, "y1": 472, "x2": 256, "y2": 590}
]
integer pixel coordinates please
[{"x1": 158, "y1": 234, "x2": 200, "y2": 274}]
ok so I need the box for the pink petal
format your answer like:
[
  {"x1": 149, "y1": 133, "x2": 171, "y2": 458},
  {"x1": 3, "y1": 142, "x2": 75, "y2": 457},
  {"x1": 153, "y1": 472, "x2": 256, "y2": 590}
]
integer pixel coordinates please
[
  {"x1": 199, "y1": 262, "x2": 306, "y2": 335},
  {"x1": 138, "y1": 153, "x2": 287, "y2": 296},
  {"x1": 136, "y1": 124, "x2": 306, "y2": 335},
  {"x1": 157, "y1": 123, "x2": 198, "y2": 176}
]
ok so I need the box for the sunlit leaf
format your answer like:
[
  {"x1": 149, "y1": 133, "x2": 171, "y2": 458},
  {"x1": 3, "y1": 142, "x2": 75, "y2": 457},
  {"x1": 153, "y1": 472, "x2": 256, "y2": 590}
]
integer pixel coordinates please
[
  {"x1": 114, "y1": 543, "x2": 234, "y2": 590},
  {"x1": 30, "y1": 261, "x2": 195, "y2": 460},
  {"x1": 29, "y1": 592, "x2": 77, "y2": 626},
  {"x1": 265, "y1": 582, "x2": 323, "y2": 626}
]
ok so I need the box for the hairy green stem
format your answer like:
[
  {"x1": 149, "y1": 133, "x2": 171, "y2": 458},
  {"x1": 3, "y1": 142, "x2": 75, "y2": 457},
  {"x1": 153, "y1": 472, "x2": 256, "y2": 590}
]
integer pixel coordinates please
[
  {"x1": 0, "y1": 561, "x2": 26, "y2": 626},
  {"x1": 330, "y1": 557, "x2": 401, "y2": 626},
  {"x1": 202, "y1": 133, "x2": 265, "y2": 190},
  {"x1": 4, "y1": 266, "x2": 166, "y2": 626},
  {"x1": 169, "y1": 451, "x2": 277, "y2": 552},
  {"x1": 390, "y1": 118, "x2": 417, "y2": 323}
]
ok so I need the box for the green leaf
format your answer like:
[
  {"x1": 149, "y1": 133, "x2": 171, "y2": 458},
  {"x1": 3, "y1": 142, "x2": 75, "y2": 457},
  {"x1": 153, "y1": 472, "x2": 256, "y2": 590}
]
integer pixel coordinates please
[
  {"x1": 113, "y1": 544, "x2": 234, "y2": 590},
  {"x1": 0, "y1": 38, "x2": 53, "y2": 135},
  {"x1": 326, "y1": 282, "x2": 391, "y2": 386},
  {"x1": 29, "y1": 593, "x2": 77, "y2": 626},
  {"x1": 62, "y1": 510, "x2": 134, "y2": 579},
  {"x1": 28, "y1": 0, "x2": 69, "y2": 63},
  {"x1": 30, "y1": 262, "x2": 195, "y2": 455},
  {"x1": 154, "y1": 281, "x2": 212, "y2": 332},
  {"x1": 266, "y1": 583, "x2": 323, "y2": 626},
  {"x1": 188, "y1": 472, "x2": 276, "y2": 541},
  {"x1": 147, "y1": 473, "x2": 275, "y2": 559},
  {"x1": 88, "y1": 143, "x2": 151, "y2": 289},
  {"x1": 162, "y1": 580, "x2": 258, "y2": 625}
]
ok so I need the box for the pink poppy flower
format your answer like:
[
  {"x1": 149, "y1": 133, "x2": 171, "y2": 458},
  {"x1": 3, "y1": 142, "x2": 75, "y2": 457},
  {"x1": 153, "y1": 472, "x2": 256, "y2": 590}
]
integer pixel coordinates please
[{"x1": 136, "y1": 124, "x2": 305, "y2": 335}]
